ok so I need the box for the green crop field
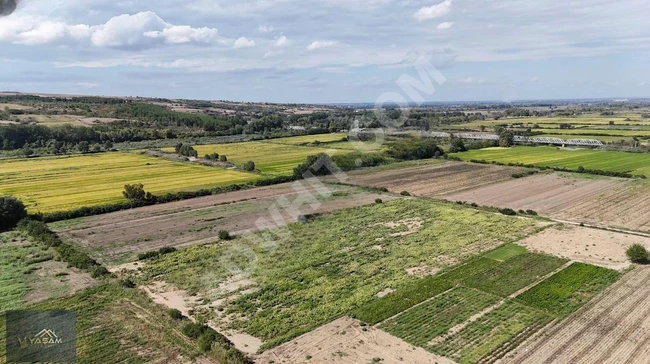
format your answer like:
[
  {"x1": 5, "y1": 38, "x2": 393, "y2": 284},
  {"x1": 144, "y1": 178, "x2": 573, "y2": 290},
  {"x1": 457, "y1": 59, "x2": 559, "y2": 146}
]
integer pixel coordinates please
[
  {"x1": 138, "y1": 199, "x2": 540, "y2": 347},
  {"x1": 381, "y1": 287, "x2": 500, "y2": 347},
  {"x1": 0, "y1": 284, "x2": 212, "y2": 364},
  {"x1": 462, "y1": 253, "x2": 568, "y2": 297},
  {"x1": 182, "y1": 141, "x2": 352, "y2": 176},
  {"x1": 516, "y1": 262, "x2": 620, "y2": 316},
  {"x1": 452, "y1": 146, "x2": 650, "y2": 177},
  {"x1": 531, "y1": 128, "x2": 650, "y2": 137},
  {"x1": 430, "y1": 301, "x2": 553, "y2": 364},
  {"x1": 0, "y1": 152, "x2": 261, "y2": 213},
  {"x1": 536, "y1": 134, "x2": 634, "y2": 142},
  {"x1": 447, "y1": 115, "x2": 650, "y2": 129}
]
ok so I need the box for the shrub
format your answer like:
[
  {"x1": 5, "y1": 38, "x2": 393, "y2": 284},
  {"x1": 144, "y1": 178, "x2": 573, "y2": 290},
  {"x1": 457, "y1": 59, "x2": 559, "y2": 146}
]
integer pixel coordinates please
[
  {"x1": 123, "y1": 183, "x2": 146, "y2": 201},
  {"x1": 219, "y1": 155, "x2": 228, "y2": 162},
  {"x1": 526, "y1": 210, "x2": 538, "y2": 216},
  {"x1": 158, "y1": 246, "x2": 177, "y2": 255},
  {"x1": 198, "y1": 330, "x2": 217, "y2": 352},
  {"x1": 182, "y1": 322, "x2": 205, "y2": 339},
  {"x1": 293, "y1": 153, "x2": 337, "y2": 178},
  {"x1": 387, "y1": 136, "x2": 444, "y2": 160},
  {"x1": 119, "y1": 278, "x2": 136, "y2": 288},
  {"x1": 626, "y1": 244, "x2": 649, "y2": 263},
  {"x1": 0, "y1": 196, "x2": 27, "y2": 231},
  {"x1": 375, "y1": 198, "x2": 383, "y2": 204},
  {"x1": 400, "y1": 191, "x2": 411, "y2": 196},
  {"x1": 242, "y1": 161, "x2": 256, "y2": 171},
  {"x1": 219, "y1": 230, "x2": 232, "y2": 240},
  {"x1": 168, "y1": 309, "x2": 185, "y2": 320},
  {"x1": 138, "y1": 251, "x2": 160, "y2": 260},
  {"x1": 448, "y1": 138, "x2": 467, "y2": 153},
  {"x1": 499, "y1": 208, "x2": 517, "y2": 216}
]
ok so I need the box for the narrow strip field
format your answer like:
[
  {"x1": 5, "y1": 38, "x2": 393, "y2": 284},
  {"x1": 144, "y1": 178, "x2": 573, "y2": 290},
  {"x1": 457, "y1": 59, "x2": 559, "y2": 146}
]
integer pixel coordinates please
[
  {"x1": 505, "y1": 267, "x2": 650, "y2": 364},
  {"x1": 335, "y1": 161, "x2": 526, "y2": 196},
  {"x1": 0, "y1": 152, "x2": 261, "y2": 213},
  {"x1": 452, "y1": 146, "x2": 650, "y2": 177}
]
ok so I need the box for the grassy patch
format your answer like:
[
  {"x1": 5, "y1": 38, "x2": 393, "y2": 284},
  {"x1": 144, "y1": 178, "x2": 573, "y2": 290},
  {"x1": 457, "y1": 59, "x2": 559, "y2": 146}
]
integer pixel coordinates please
[
  {"x1": 381, "y1": 287, "x2": 500, "y2": 347},
  {"x1": 0, "y1": 284, "x2": 213, "y2": 363},
  {"x1": 351, "y1": 276, "x2": 453, "y2": 325},
  {"x1": 516, "y1": 262, "x2": 621, "y2": 317},
  {"x1": 462, "y1": 253, "x2": 568, "y2": 297},
  {"x1": 439, "y1": 257, "x2": 501, "y2": 283},
  {"x1": 430, "y1": 301, "x2": 553, "y2": 364},
  {"x1": 482, "y1": 244, "x2": 527, "y2": 261}
]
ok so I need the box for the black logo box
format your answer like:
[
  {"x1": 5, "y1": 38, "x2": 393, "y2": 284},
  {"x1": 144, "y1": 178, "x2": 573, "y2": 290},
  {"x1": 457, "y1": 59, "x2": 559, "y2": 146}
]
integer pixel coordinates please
[{"x1": 5, "y1": 310, "x2": 76, "y2": 363}]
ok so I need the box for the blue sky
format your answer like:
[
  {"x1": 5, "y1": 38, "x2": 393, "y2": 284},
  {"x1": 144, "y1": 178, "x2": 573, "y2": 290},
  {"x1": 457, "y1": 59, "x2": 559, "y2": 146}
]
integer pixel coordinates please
[{"x1": 0, "y1": 0, "x2": 648, "y2": 103}]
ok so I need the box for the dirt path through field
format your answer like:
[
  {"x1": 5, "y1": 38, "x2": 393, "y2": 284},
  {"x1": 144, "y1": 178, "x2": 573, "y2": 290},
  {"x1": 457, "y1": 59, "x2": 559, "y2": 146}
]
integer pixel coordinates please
[{"x1": 505, "y1": 267, "x2": 650, "y2": 364}]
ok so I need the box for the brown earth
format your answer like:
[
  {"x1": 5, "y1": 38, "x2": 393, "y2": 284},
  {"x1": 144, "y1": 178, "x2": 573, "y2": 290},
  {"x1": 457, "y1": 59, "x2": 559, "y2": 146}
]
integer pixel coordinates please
[
  {"x1": 443, "y1": 173, "x2": 650, "y2": 233},
  {"x1": 257, "y1": 317, "x2": 456, "y2": 364},
  {"x1": 56, "y1": 182, "x2": 396, "y2": 265},
  {"x1": 338, "y1": 161, "x2": 526, "y2": 196},
  {"x1": 505, "y1": 266, "x2": 650, "y2": 364},
  {"x1": 517, "y1": 225, "x2": 650, "y2": 270}
]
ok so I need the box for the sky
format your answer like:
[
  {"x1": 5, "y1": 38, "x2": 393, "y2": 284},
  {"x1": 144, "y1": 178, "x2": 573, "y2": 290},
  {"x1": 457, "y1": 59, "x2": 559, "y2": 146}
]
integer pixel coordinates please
[{"x1": 0, "y1": 0, "x2": 648, "y2": 103}]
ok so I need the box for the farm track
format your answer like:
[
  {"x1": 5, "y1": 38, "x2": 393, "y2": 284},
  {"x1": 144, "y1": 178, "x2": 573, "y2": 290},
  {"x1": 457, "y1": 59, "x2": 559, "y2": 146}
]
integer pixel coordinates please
[{"x1": 505, "y1": 267, "x2": 650, "y2": 364}]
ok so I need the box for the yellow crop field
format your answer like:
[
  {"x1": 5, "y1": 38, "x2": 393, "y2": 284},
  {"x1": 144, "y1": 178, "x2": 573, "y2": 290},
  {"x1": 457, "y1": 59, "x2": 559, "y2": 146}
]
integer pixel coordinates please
[
  {"x1": 185, "y1": 142, "x2": 352, "y2": 176},
  {"x1": 0, "y1": 153, "x2": 261, "y2": 213},
  {"x1": 263, "y1": 133, "x2": 348, "y2": 145}
]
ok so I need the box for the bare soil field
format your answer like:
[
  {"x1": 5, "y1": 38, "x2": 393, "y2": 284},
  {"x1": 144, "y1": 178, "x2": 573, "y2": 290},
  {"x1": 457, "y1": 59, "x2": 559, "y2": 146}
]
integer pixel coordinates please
[
  {"x1": 338, "y1": 161, "x2": 526, "y2": 196},
  {"x1": 517, "y1": 225, "x2": 650, "y2": 270},
  {"x1": 444, "y1": 173, "x2": 650, "y2": 233},
  {"x1": 257, "y1": 317, "x2": 456, "y2": 364},
  {"x1": 56, "y1": 182, "x2": 395, "y2": 265},
  {"x1": 505, "y1": 266, "x2": 650, "y2": 364}
]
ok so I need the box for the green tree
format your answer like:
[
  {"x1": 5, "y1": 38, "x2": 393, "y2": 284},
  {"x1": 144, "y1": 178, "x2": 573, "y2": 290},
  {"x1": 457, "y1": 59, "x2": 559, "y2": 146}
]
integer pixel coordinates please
[
  {"x1": 448, "y1": 138, "x2": 467, "y2": 153},
  {"x1": 499, "y1": 130, "x2": 514, "y2": 147},
  {"x1": 123, "y1": 183, "x2": 146, "y2": 201},
  {"x1": 0, "y1": 196, "x2": 27, "y2": 231},
  {"x1": 242, "y1": 161, "x2": 256, "y2": 171},
  {"x1": 627, "y1": 244, "x2": 649, "y2": 263}
]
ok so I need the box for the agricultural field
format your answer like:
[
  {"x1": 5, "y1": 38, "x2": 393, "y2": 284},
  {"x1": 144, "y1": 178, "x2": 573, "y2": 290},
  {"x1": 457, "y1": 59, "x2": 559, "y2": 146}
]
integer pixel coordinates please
[
  {"x1": 0, "y1": 284, "x2": 217, "y2": 364},
  {"x1": 536, "y1": 134, "x2": 634, "y2": 142},
  {"x1": 0, "y1": 152, "x2": 262, "y2": 213},
  {"x1": 175, "y1": 141, "x2": 352, "y2": 176},
  {"x1": 350, "y1": 242, "x2": 618, "y2": 364},
  {"x1": 133, "y1": 198, "x2": 542, "y2": 351},
  {"x1": 0, "y1": 232, "x2": 95, "y2": 312},
  {"x1": 446, "y1": 115, "x2": 650, "y2": 129},
  {"x1": 506, "y1": 267, "x2": 650, "y2": 364},
  {"x1": 55, "y1": 183, "x2": 395, "y2": 265},
  {"x1": 444, "y1": 173, "x2": 650, "y2": 233},
  {"x1": 261, "y1": 133, "x2": 348, "y2": 145},
  {"x1": 529, "y1": 128, "x2": 650, "y2": 137},
  {"x1": 332, "y1": 160, "x2": 526, "y2": 196},
  {"x1": 452, "y1": 146, "x2": 650, "y2": 177}
]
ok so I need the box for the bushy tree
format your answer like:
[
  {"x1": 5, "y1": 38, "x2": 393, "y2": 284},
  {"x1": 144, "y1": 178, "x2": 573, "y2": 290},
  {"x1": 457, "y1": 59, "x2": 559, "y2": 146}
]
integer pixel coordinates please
[
  {"x1": 387, "y1": 136, "x2": 444, "y2": 160},
  {"x1": 242, "y1": 161, "x2": 256, "y2": 171},
  {"x1": 123, "y1": 183, "x2": 146, "y2": 201},
  {"x1": 293, "y1": 153, "x2": 337, "y2": 178},
  {"x1": 448, "y1": 138, "x2": 467, "y2": 153},
  {"x1": 0, "y1": 196, "x2": 27, "y2": 231},
  {"x1": 627, "y1": 244, "x2": 649, "y2": 263},
  {"x1": 499, "y1": 130, "x2": 514, "y2": 147}
]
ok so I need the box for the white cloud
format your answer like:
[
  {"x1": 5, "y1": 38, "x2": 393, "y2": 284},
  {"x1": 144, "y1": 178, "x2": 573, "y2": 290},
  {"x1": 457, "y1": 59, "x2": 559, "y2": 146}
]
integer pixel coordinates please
[
  {"x1": 275, "y1": 35, "x2": 289, "y2": 47},
  {"x1": 0, "y1": 12, "x2": 220, "y2": 49},
  {"x1": 437, "y1": 21, "x2": 454, "y2": 30},
  {"x1": 233, "y1": 36, "x2": 256, "y2": 48},
  {"x1": 414, "y1": 0, "x2": 452, "y2": 21},
  {"x1": 307, "y1": 40, "x2": 337, "y2": 50},
  {"x1": 640, "y1": 81, "x2": 647, "y2": 86},
  {"x1": 530, "y1": 76, "x2": 539, "y2": 82},
  {"x1": 258, "y1": 25, "x2": 274, "y2": 33},
  {"x1": 76, "y1": 82, "x2": 99, "y2": 88}
]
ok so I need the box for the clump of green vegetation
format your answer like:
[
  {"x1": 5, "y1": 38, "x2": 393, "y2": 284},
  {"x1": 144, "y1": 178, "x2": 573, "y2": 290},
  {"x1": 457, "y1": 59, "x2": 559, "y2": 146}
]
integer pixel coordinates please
[
  {"x1": 0, "y1": 196, "x2": 27, "y2": 232},
  {"x1": 516, "y1": 263, "x2": 620, "y2": 316},
  {"x1": 381, "y1": 287, "x2": 500, "y2": 347},
  {"x1": 218, "y1": 230, "x2": 232, "y2": 240},
  {"x1": 461, "y1": 253, "x2": 568, "y2": 297},
  {"x1": 137, "y1": 246, "x2": 178, "y2": 261},
  {"x1": 627, "y1": 244, "x2": 649, "y2": 263},
  {"x1": 439, "y1": 257, "x2": 500, "y2": 283},
  {"x1": 352, "y1": 277, "x2": 454, "y2": 325}
]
